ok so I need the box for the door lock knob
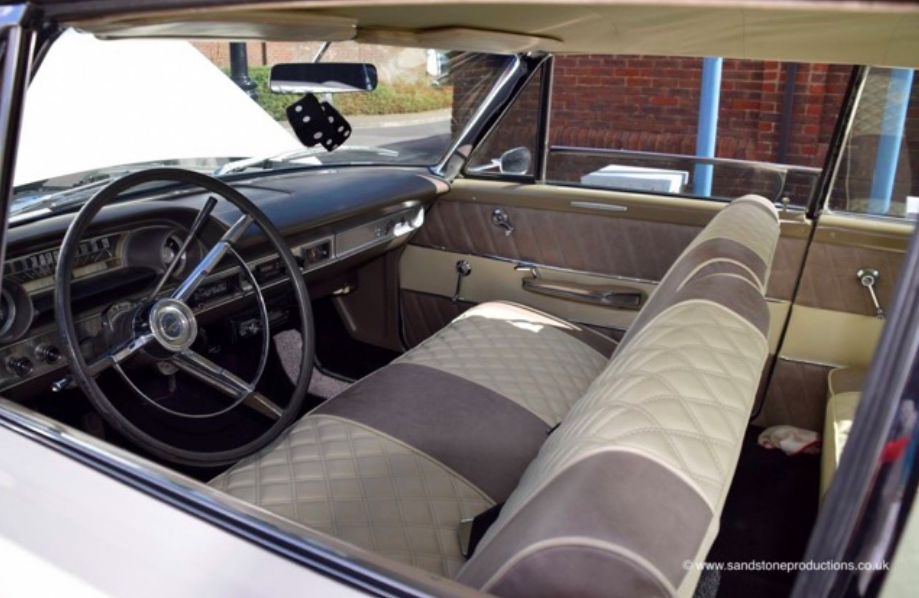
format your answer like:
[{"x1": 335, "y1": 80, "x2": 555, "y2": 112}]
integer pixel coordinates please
[{"x1": 856, "y1": 267, "x2": 885, "y2": 320}]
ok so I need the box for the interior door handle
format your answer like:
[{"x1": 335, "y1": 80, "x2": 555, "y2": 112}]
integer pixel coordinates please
[{"x1": 521, "y1": 277, "x2": 645, "y2": 310}]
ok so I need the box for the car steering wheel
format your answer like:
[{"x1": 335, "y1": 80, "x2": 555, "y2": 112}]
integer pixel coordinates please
[{"x1": 54, "y1": 168, "x2": 314, "y2": 466}]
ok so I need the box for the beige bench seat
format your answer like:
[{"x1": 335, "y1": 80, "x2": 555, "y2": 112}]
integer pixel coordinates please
[
  {"x1": 210, "y1": 302, "x2": 617, "y2": 577},
  {"x1": 211, "y1": 195, "x2": 780, "y2": 597}
]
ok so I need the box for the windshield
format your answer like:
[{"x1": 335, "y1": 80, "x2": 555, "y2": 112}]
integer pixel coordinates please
[{"x1": 11, "y1": 31, "x2": 511, "y2": 218}]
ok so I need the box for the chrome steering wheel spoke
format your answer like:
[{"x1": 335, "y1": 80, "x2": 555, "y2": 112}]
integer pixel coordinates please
[
  {"x1": 171, "y1": 350, "x2": 282, "y2": 420},
  {"x1": 53, "y1": 333, "x2": 155, "y2": 392},
  {"x1": 172, "y1": 213, "x2": 253, "y2": 303},
  {"x1": 87, "y1": 333, "x2": 155, "y2": 377}
]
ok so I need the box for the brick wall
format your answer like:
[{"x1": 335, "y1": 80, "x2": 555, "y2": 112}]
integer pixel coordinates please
[
  {"x1": 450, "y1": 54, "x2": 513, "y2": 134},
  {"x1": 549, "y1": 56, "x2": 851, "y2": 168},
  {"x1": 456, "y1": 55, "x2": 856, "y2": 204}
]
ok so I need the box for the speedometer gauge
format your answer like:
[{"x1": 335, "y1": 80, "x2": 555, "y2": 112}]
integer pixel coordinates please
[
  {"x1": 0, "y1": 289, "x2": 17, "y2": 338},
  {"x1": 0, "y1": 280, "x2": 34, "y2": 343}
]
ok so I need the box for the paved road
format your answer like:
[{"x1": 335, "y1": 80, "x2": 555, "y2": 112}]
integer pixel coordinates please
[
  {"x1": 347, "y1": 118, "x2": 451, "y2": 163},
  {"x1": 281, "y1": 110, "x2": 452, "y2": 164}
]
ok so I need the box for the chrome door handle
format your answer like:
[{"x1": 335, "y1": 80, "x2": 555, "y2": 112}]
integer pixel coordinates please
[
  {"x1": 522, "y1": 277, "x2": 644, "y2": 310},
  {"x1": 856, "y1": 267, "x2": 885, "y2": 320}
]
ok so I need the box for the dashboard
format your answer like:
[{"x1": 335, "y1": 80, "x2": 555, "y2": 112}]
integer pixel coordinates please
[{"x1": 0, "y1": 166, "x2": 443, "y2": 396}]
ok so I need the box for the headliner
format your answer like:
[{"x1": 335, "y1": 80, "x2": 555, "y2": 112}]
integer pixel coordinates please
[{"x1": 29, "y1": 1, "x2": 919, "y2": 67}]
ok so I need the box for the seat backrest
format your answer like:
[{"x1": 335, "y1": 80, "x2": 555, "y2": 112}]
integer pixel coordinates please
[
  {"x1": 456, "y1": 195, "x2": 780, "y2": 598},
  {"x1": 618, "y1": 194, "x2": 778, "y2": 352}
]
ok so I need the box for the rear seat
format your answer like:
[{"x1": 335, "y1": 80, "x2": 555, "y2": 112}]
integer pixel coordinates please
[
  {"x1": 211, "y1": 195, "x2": 779, "y2": 596},
  {"x1": 821, "y1": 366, "x2": 867, "y2": 496}
]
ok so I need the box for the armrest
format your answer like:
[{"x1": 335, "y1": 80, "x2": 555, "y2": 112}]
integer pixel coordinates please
[{"x1": 521, "y1": 277, "x2": 645, "y2": 310}]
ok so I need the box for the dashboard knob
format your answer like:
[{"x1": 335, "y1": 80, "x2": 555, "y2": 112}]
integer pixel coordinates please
[
  {"x1": 36, "y1": 344, "x2": 62, "y2": 365},
  {"x1": 7, "y1": 356, "x2": 34, "y2": 378}
]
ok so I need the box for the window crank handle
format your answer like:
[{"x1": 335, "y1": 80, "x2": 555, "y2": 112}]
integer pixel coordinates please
[
  {"x1": 453, "y1": 260, "x2": 472, "y2": 303},
  {"x1": 856, "y1": 267, "x2": 885, "y2": 320}
]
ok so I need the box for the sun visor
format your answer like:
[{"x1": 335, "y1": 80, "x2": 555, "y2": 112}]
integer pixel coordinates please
[
  {"x1": 82, "y1": 11, "x2": 356, "y2": 42},
  {"x1": 416, "y1": 27, "x2": 557, "y2": 54},
  {"x1": 359, "y1": 27, "x2": 559, "y2": 54}
]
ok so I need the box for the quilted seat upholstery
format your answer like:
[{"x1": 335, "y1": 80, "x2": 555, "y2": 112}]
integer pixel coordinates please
[
  {"x1": 210, "y1": 415, "x2": 491, "y2": 576},
  {"x1": 397, "y1": 302, "x2": 611, "y2": 425},
  {"x1": 211, "y1": 301, "x2": 617, "y2": 577},
  {"x1": 211, "y1": 195, "x2": 780, "y2": 598}
]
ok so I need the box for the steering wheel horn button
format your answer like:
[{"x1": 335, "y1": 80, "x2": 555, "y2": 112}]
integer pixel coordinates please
[{"x1": 148, "y1": 299, "x2": 198, "y2": 352}]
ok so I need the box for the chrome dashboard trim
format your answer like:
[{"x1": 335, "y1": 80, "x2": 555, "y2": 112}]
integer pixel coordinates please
[{"x1": 335, "y1": 207, "x2": 423, "y2": 259}]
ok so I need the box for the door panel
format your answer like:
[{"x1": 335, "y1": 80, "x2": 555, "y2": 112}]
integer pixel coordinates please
[
  {"x1": 757, "y1": 213, "x2": 914, "y2": 431},
  {"x1": 768, "y1": 236, "x2": 810, "y2": 301},
  {"x1": 411, "y1": 192, "x2": 703, "y2": 282},
  {"x1": 401, "y1": 291, "x2": 475, "y2": 348},
  {"x1": 401, "y1": 179, "x2": 812, "y2": 354},
  {"x1": 781, "y1": 307, "x2": 884, "y2": 366},
  {"x1": 796, "y1": 217, "x2": 907, "y2": 313},
  {"x1": 401, "y1": 245, "x2": 657, "y2": 332},
  {"x1": 757, "y1": 360, "x2": 837, "y2": 432}
]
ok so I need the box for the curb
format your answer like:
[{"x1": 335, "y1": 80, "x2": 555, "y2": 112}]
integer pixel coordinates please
[{"x1": 347, "y1": 109, "x2": 451, "y2": 128}]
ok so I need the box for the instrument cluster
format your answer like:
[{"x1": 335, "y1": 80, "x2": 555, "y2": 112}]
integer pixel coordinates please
[{"x1": 0, "y1": 226, "x2": 199, "y2": 389}]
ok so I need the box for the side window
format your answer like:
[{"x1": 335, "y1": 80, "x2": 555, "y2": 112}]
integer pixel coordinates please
[
  {"x1": 465, "y1": 65, "x2": 543, "y2": 178},
  {"x1": 542, "y1": 56, "x2": 850, "y2": 206},
  {"x1": 828, "y1": 67, "x2": 917, "y2": 219}
]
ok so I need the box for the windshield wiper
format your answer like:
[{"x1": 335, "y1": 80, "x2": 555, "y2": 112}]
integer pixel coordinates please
[
  {"x1": 9, "y1": 162, "x2": 208, "y2": 223},
  {"x1": 9, "y1": 178, "x2": 116, "y2": 222},
  {"x1": 215, "y1": 146, "x2": 400, "y2": 176}
]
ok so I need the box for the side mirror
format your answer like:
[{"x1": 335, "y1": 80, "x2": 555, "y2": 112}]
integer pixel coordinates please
[
  {"x1": 499, "y1": 147, "x2": 531, "y2": 175},
  {"x1": 468, "y1": 146, "x2": 532, "y2": 175},
  {"x1": 270, "y1": 63, "x2": 378, "y2": 94}
]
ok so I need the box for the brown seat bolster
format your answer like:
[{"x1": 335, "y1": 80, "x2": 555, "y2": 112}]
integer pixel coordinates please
[{"x1": 317, "y1": 363, "x2": 548, "y2": 503}]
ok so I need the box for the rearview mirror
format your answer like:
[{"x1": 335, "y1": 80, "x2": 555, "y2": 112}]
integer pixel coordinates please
[{"x1": 270, "y1": 63, "x2": 379, "y2": 94}]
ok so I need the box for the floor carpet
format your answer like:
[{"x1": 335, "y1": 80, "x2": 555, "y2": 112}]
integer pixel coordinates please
[
  {"x1": 704, "y1": 426, "x2": 822, "y2": 598},
  {"x1": 312, "y1": 297, "x2": 401, "y2": 380}
]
